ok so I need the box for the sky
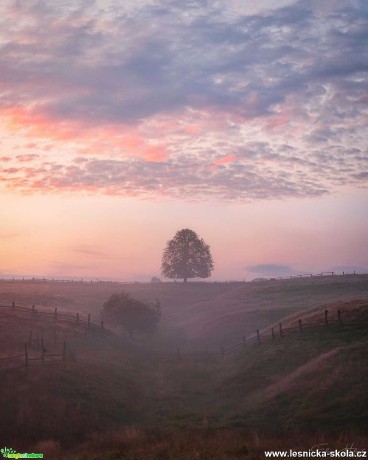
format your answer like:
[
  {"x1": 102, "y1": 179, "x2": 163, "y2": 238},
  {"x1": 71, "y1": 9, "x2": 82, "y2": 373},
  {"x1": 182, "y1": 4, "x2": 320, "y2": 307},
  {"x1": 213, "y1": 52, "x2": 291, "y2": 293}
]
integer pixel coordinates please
[{"x1": 0, "y1": 0, "x2": 367, "y2": 281}]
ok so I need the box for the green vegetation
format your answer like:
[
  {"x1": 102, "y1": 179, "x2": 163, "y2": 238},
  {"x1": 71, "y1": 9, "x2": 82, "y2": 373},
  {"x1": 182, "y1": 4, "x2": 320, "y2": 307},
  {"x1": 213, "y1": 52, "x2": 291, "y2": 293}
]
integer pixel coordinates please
[
  {"x1": 219, "y1": 323, "x2": 368, "y2": 433},
  {"x1": 0, "y1": 276, "x2": 367, "y2": 458}
]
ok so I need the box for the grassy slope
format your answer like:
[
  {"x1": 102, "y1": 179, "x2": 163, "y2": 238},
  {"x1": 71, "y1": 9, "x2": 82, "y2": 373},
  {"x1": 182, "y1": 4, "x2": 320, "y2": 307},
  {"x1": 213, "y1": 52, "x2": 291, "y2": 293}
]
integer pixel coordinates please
[
  {"x1": 1, "y1": 277, "x2": 368, "y2": 457},
  {"x1": 1, "y1": 275, "x2": 367, "y2": 348},
  {"x1": 219, "y1": 320, "x2": 368, "y2": 433},
  {"x1": 60, "y1": 314, "x2": 368, "y2": 459},
  {"x1": 0, "y1": 312, "x2": 154, "y2": 449},
  {"x1": 133, "y1": 305, "x2": 368, "y2": 433},
  {"x1": 179, "y1": 275, "x2": 368, "y2": 346}
]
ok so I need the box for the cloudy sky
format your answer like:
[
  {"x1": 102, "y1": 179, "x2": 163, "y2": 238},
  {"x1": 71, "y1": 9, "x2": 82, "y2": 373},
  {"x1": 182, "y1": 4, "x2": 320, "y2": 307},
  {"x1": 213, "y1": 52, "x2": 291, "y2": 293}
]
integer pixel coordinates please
[{"x1": 0, "y1": 0, "x2": 367, "y2": 280}]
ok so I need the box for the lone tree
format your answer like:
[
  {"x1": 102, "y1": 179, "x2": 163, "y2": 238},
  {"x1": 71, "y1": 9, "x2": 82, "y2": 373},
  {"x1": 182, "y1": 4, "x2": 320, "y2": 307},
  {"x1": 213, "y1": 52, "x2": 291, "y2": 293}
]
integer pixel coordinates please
[
  {"x1": 103, "y1": 291, "x2": 161, "y2": 334},
  {"x1": 161, "y1": 228, "x2": 214, "y2": 283}
]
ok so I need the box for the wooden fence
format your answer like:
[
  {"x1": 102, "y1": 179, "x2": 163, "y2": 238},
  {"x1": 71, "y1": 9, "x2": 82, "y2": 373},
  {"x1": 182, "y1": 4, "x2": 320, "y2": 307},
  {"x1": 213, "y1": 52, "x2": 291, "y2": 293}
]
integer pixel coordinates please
[
  {"x1": 1, "y1": 301, "x2": 368, "y2": 367},
  {"x1": 0, "y1": 301, "x2": 104, "y2": 331},
  {"x1": 251, "y1": 270, "x2": 361, "y2": 282},
  {"x1": 0, "y1": 301, "x2": 104, "y2": 371},
  {"x1": 111, "y1": 308, "x2": 368, "y2": 362},
  {"x1": 219, "y1": 309, "x2": 368, "y2": 358},
  {"x1": 0, "y1": 342, "x2": 67, "y2": 371},
  {"x1": 0, "y1": 271, "x2": 365, "y2": 285}
]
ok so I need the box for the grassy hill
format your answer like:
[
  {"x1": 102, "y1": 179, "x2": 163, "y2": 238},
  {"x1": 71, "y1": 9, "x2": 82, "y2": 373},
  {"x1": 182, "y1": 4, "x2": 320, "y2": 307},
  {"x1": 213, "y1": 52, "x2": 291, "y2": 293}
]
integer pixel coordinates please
[
  {"x1": 219, "y1": 313, "x2": 368, "y2": 433},
  {"x1": 0, "y1": 276, "x2": 367, "y2": 458},
  {"x1": 1, "y1": 274, "x2": 367, "y2": 347}
]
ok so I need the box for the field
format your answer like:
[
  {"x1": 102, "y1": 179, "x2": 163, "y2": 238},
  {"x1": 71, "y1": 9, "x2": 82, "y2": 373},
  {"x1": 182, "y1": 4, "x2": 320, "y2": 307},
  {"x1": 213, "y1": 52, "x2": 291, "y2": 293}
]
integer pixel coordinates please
[{"x1": 0, "y1": 275, "x2": 368, "y2": 459}]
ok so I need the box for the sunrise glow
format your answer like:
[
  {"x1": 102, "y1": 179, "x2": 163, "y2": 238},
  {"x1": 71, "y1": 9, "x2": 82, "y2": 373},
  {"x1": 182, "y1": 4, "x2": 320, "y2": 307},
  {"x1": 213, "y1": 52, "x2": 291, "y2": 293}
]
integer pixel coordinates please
[{"x1": 0, "y1": 0, "x2": 367, "y2": 281}]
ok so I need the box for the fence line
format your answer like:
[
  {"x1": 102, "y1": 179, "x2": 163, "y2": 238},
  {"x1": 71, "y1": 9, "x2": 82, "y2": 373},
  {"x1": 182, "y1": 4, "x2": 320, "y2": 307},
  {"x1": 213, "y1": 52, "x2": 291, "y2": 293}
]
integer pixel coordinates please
[
  {"x1": 1, "y1": 301, "x2": 368, "y2": 366},
  {"x1": 0, "y1": 302, "x2": 104, "y2": 332},
  {"x1": 0, "y1": 271, "x2": 366, "y2": 285},
  {"x1": 132, "y1": 309, "x2": 368, "y2": 361},
  {"x1": 0, "y1": 301, "x2": 101, "y2": 370},
  {"x1": 251, "y1": 270, "x2": 363, "y2": 282},
  {"x1": 0, "y1": 342, "x2": 66, "y2": 371}
]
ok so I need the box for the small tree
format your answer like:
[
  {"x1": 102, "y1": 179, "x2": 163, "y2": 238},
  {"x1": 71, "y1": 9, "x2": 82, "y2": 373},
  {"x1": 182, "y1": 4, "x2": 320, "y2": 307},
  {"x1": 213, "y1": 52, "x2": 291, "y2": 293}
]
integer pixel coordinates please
[
  {"x1": 103, "y1": 291, "x2": 160, "y2": 334},
  {"x1": 161, "y1": 228, "x2": 214, "y2": 283}
]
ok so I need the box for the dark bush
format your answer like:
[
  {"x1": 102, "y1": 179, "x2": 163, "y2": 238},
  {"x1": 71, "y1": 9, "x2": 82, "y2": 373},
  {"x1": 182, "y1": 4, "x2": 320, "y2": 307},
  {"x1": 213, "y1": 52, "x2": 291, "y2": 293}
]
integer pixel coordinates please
[{"x1": 103, "y1": 291, "x2": 160, "y2": 334}]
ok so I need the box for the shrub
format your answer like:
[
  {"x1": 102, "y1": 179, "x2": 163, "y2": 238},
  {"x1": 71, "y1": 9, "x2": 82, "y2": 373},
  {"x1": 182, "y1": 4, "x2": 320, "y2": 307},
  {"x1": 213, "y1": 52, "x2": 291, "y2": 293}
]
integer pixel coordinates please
[{"x1": 103, "y1": 291, "x2": 160, "y2": 334}]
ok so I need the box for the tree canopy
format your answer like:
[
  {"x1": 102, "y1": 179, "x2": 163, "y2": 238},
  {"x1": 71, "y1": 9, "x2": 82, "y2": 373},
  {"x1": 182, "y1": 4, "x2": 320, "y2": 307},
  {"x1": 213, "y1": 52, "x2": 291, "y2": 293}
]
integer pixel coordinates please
[
  {"x1": 161, "y1": 228, "x2": 214, "y2": 283},
  {"x1": 103, "y1": 291, "x2": 160, "y2": 334}
]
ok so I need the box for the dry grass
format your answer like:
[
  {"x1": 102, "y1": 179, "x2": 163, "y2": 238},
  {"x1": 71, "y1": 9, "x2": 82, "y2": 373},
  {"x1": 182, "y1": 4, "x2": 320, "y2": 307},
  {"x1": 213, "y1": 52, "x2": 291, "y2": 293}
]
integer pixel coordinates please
[
  {"x1": 1, "y1": 277, "x2": 368, "y2": 458},
  {"x1": 57, "y1": 428, "x2": 368, "y2": 459},
  {"x1": 271, "y1": 299, "x2": 368, "y2": 330},
  {"x1": 261, "y1": 347, "x2": 342, "y2": 401},
  {"x1": 33, "y1": 440, "x2": 61, "y2": 458}
]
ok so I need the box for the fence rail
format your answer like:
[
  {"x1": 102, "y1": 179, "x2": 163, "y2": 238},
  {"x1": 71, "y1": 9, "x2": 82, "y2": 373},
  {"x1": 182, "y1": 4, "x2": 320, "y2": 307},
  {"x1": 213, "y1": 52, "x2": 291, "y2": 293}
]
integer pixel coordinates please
[
  {"x1": 0, "y1": 302, "x2": 103, "y2": 331},
  {"x1": 0, "y1": 343, "x2": 66, "y2": 371}
]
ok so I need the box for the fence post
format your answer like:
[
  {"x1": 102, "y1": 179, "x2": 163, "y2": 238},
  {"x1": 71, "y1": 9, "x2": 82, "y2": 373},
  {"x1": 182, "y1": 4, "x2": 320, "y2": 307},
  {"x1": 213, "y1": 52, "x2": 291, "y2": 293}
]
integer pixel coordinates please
[
  {"x1": 279, "y1": 322, "x2": 283, "y2": 337},
  {"x1": 25, "y1": 344, "x2": 28, "y2": 369},
  {"x1": 338, "y1": 310, "x2": 342, "y2": 327},
  {"x1": 256, "y1": 329, "x2": 261, "y2": 345},
  {"x1": 242, "y1": 336, "x2": 246, "y2": 348},
  {"x1": 271, "y1": 328, "x2": 275, "y2": 341},
  {"x1": 41, "y1": 337, "x2": 45, "y2": 363},
  {"x1": 324, "y1": 309, "x2": 328, "y2": 327},
  {"x1": 298, "y1": 319, "x2": 303, "y2": 333},
  {"x1": 54, "y1": 308, "x2": 58, "y2": 321},
  {"x1": 88, "y1": 314, "x2": 91, "y2": 327},
  {"x1": 32, "y1": 305, "x2": 36, "y2": 317},
  {"x1": 12, "y1": 301, "x2": 15, "y2": 311}
]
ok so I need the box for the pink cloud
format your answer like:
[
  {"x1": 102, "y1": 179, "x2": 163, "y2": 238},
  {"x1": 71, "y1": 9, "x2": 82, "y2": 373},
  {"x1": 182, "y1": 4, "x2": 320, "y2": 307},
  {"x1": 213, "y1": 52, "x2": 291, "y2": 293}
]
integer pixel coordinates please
[
  {"x1": 214, "y1": 154, "x2": 237, "y2": 165},
  {"x1": 1, "y1": 106, "x2": 83, "y2": 141},
  {"x1": 184, "y1": 124, "x2": 200, "y2": 135},
  {"x1": 140, "y1": 145, "x2": 168, "y2": 162},
  {"x1": 1, "y1": 105, "x2": 168, "y2": 162}
]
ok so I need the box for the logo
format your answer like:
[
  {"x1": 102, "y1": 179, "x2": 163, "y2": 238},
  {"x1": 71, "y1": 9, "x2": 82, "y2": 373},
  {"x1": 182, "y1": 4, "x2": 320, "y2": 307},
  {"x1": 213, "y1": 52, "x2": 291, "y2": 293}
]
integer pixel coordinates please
[{"x1": 1, "y1": 447, "x2": 43, "y2": 459}]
